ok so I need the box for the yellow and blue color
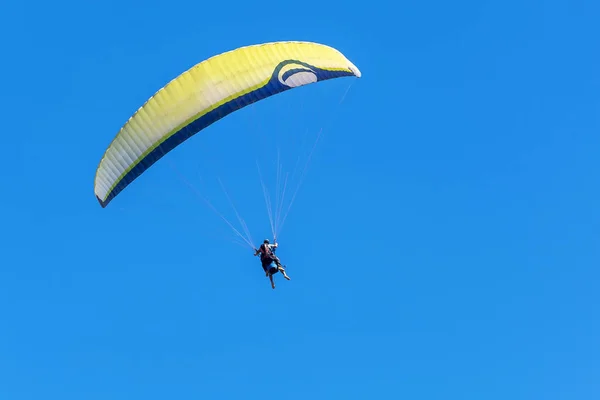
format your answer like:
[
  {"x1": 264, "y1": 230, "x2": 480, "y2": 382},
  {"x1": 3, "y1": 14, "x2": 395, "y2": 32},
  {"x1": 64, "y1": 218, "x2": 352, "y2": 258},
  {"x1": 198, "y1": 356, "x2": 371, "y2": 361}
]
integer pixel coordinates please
[{"x1": 94, "y1": 41, "x2": 361, "y2": 208}]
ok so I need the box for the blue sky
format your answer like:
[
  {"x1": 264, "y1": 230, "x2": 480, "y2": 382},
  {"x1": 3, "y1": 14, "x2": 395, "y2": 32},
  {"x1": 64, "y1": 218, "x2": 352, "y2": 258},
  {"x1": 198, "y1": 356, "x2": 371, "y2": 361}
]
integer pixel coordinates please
[{"x1": 1, "y1": 0, "x2": 599, "y2": 399}]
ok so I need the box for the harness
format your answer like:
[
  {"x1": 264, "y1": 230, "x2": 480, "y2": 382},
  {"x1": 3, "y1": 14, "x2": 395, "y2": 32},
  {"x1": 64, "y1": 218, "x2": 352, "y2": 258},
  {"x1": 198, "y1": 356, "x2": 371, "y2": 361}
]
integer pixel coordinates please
[
  {"x1": 259, "y1": 243, "x2": 276, "y2": 265},
  {"x1": 260, "y1": 243, "x2": 273, "y2": 257}
]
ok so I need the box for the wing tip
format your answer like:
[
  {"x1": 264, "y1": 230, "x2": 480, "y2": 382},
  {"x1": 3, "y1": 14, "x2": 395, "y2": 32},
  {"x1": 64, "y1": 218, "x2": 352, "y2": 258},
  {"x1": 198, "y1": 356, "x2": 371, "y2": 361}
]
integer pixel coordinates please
[
  {"x1": 96, "y1": 194, "x2": 108, "y2": 208},
  {"x1": 348, "y1": 63, "x2": 361, "y2": 78}
]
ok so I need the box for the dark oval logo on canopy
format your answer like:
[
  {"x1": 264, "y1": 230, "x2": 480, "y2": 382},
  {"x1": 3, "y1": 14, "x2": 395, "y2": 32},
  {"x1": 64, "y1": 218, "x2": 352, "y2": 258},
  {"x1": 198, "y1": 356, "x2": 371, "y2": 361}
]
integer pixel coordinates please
[{"x1": 277, "y1": 62, "x2": 318, "y2": 88}]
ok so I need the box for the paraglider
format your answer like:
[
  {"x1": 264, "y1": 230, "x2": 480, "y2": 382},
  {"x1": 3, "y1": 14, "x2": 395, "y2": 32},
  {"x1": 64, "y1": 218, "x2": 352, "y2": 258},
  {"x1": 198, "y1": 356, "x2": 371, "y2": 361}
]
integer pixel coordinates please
[
  {"x1": 254, "y1": 239, "x2": 290, "y2": 289},
  {"x1": 93, "y1": 40, "x2": 361, "y2": 288}
]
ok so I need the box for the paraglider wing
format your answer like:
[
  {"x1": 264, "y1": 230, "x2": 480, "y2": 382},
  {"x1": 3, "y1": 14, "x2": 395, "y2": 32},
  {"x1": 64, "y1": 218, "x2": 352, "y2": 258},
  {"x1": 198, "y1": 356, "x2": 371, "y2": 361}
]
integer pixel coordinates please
[{"x1": 94, "y1": 41, "x2": 361, "y2": 208}]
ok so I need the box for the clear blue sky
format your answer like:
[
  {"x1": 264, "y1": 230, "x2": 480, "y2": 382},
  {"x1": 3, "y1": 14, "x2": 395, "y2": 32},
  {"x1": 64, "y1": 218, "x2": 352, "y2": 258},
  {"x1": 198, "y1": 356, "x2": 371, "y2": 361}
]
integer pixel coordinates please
[{"x1": 1, "y1": 0, "x2": 599, "y2": 399}]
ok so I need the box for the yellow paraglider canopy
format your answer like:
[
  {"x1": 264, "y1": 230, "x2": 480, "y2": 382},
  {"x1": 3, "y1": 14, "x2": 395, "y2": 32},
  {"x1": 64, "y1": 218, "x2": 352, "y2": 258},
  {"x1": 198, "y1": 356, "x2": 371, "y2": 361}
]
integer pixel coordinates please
[{"x1": 94, "y1": 41, "x2": 361, "y2": 208}]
